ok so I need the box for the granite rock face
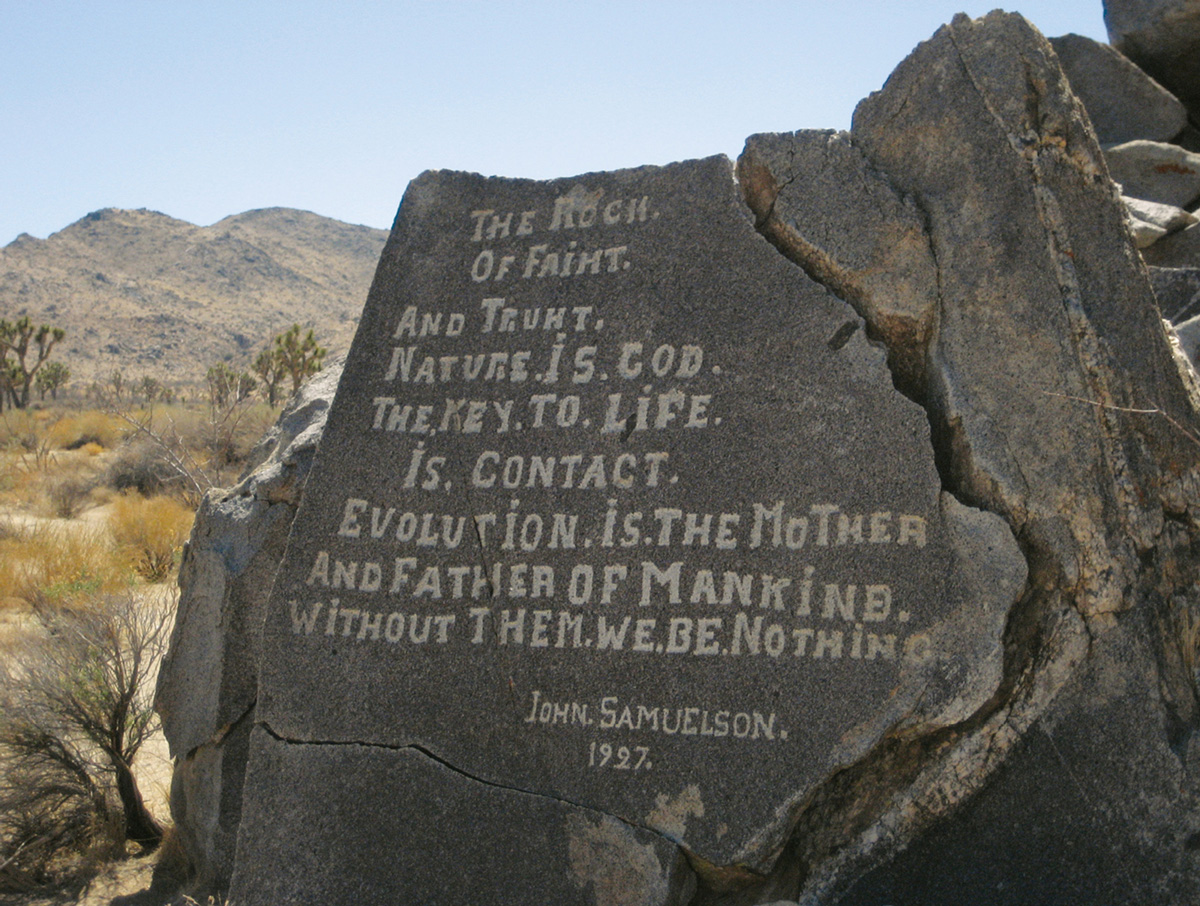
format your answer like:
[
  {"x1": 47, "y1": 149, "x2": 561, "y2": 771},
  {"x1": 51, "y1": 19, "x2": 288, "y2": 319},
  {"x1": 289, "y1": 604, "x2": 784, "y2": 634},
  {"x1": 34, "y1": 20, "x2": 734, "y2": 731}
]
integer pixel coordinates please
[
  {"x1": 236, "y1": 728, "x2": 694, "y2": 905},
  {"x1": 1105, "y1": 0, "x2": 1200, "y2": 121},
  {"x1": 228, "y1": 155, "x2": 1025, "y2": 901},
  {"x1": 161, "y1": 10, "x2": 1200, "y2": 905},
  {"x1": 154, "y1": 362, "x2": 342, "y2": 894},
  {"x1": 742, "y1": 11, "x2": 1200, "y2": 902},
  {"x1": 1049, "y1": 32, "x2": 1187, "y2": 144}
]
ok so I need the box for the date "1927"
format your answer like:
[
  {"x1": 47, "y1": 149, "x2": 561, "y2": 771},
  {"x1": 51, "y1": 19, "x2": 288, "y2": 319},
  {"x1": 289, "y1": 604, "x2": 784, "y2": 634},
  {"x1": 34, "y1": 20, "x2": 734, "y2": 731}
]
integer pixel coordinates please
[{"x1": 588, "y1": 741, "x2": 652, "y2": 771}]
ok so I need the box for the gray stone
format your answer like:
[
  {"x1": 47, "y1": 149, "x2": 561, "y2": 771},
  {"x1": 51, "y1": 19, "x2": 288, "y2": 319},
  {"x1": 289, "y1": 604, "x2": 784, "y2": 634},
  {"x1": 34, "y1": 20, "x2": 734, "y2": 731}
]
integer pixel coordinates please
[
  {"x1": 1149, "y1": 264, "x2": 1200, "y2": 320},
  {"x1": 232, "y1": 154, "x2": 1022, "y2": 897},
  {"x1": 230, "y1": 727, "x2": 693, "y2": 906},
  {"x1": 745, "y1": 11, "x2": 1200, "y2": 902},
  {"x1": 1143, "y1": 219, "x2": 1200, "y2": 265},
  {"x1": 1123, "y1": 195, "x2": 1190, "y2": 244},
  {"x1": 1105, "y1": 139, "x2": 1200, "y2": 207},
  {"x1": 738, "y1": 129, "x2": 939, "y2": 392},
  {"x1": 1106, "y1": 0, "x2": 1200, "y2": 122},
  {"x1": 156, "y1": 361, "x2": 343, "y2": 754},
  {"x1": 1049, "y1": 33, "x2": 1187, "y2": 144},
  {"x1": 166, "y1": 713, "x2": 252, "y2": 896},
  {"x1": 154, "y1": 361, "x2": 342, "y2": 896},
  {"x1": 835, "y1": 616, "x2": 1200, "y2": 906},
  {"x1": 1124, "y1": 193, "x2": 1200, "y2": 248},
  {"x1": 1173, "y1": 312, "x2": 1200, "y2": 366},
  {"x1": 1130, "y1": 214, "x2": 1170, "y2": 246}
]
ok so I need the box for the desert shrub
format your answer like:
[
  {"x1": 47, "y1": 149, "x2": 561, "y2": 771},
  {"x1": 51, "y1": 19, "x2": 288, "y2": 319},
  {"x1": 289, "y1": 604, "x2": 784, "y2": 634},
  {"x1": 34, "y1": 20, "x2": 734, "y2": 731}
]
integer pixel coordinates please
[
  {"x1": 176, "y1": 399, "x2": 276, "y2": 471},
  {"x1": 0, "y1": 591, "x2": 174, "y2": 889},
  {"x1": 102, "y1": 439, "x2": 181, "y2": 497},
  {"x1": 0, "y1": 409, "x2": 55, "y2": 472},
  {"x1": 105, "y1": 394, "x2": 280, "y2": 504},
  {"x1": 43, "y1": 470, "x2": 97, "y2": 519},
  {"x1": 0, "y1": 409, "x2": 39, "y2": 450},
  {"x1": 0, "y1": 524, "x2": 130, "y2": 609},
  {"x1": 109, "y1": 493, "x2": 195, "y2": 582},
  {"x1": 46, "y1": 410, "x2": 126, "y2": 450}
]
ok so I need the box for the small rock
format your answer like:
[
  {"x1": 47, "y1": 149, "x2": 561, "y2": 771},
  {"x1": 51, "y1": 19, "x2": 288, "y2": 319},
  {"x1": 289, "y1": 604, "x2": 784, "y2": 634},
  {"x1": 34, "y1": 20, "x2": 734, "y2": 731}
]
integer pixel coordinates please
[
  {"x1": 1124, "y1": 195, "x2": 1197, "y2": 232},
  {"x1": 1143, "y1": 220, "x2": 1200, "y2": 266},
  {"x1": 1172, "y1": 312, "x2": 1200, "y2": 367},
  {"x1": 1105, "y1": 139, "x2": 1200, "y2": 207},
  {"x1": 1049, "y1": 33, "x2": 1187, "y2": 144},
  {"x1": 1148, "y1": 265, "x2": 1200, "y2": 321},
  {"x1": 1129, "y1": 215, "x2": 1169, "y2": 247},
  {"x1": 1124, "y1": 196, "x2": 1196, "y2": 247}
]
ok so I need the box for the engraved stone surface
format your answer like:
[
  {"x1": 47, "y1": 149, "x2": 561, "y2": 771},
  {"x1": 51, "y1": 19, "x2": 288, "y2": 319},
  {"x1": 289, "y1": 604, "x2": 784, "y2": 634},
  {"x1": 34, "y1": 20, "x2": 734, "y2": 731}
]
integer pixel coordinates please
[
  {"x1": 231, "y1": 155, "x2": 1023, "y2": 895},
  {"x1": 231, "y1": 727, "x2": 693, "y2": 905}
]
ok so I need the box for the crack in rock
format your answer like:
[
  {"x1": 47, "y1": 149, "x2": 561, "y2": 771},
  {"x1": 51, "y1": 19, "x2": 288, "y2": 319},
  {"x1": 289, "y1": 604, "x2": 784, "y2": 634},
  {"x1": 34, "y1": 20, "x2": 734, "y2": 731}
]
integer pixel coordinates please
[{"x1": 254, "y1": 719, "x2": 683, "y2": 850}]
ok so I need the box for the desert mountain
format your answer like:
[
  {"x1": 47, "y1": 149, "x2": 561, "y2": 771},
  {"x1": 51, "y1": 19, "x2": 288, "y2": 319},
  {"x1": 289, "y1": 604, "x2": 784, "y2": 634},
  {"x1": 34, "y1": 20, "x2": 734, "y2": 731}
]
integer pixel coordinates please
[{"x1": 0, "y1": 207, "x2": 389, "y2": 386}]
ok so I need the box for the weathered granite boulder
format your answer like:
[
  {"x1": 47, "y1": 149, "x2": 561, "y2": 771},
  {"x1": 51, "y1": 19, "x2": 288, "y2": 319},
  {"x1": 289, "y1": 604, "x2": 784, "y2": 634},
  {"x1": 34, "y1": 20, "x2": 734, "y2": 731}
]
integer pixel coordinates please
[
  {"x1": 1105, "y1": 0, "x2": 1200, "y2": 121},
  {"x1": 1105, "y1": 139, "x2": 1200, "y2": 207},
  {"x1": 1049, "y1": 32, "x2": 1187, "y2": 144},
  {"x1": 1130, "y1": 212, "x2": 1170, "y2": 246},
  {"x1": 160, "y1": 10, "x2": 1200, "y2": 905},
  {"x1": 155, "y1": 361, "x2": 342, "y2": 895},
  {"x1": 742, "y1": 11, "x2": 1200, "y2": 902},
  {"x1": 230, "y1": 153, "x2": 1027, "y2": 902}
]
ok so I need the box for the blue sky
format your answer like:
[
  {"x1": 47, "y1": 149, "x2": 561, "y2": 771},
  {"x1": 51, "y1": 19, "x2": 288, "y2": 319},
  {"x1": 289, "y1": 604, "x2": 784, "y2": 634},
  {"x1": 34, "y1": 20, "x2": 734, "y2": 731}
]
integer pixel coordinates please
[{"x1": 1, "y1": 2, "x2": 1107, "y2": 246}]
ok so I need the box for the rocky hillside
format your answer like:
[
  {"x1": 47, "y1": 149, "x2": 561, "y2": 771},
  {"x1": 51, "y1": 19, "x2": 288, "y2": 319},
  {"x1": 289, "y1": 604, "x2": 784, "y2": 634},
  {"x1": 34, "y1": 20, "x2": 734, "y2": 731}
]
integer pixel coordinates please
[{"x1": 0, "y1": 207, "x2": 388, "y2": 385}]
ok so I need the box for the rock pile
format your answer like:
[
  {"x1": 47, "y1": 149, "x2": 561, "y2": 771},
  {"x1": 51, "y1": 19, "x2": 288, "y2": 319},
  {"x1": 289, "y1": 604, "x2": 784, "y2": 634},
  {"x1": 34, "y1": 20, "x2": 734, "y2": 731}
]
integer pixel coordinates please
[{"x1": 1053, "y1": 1, "x2": 1200, "y2": 365}]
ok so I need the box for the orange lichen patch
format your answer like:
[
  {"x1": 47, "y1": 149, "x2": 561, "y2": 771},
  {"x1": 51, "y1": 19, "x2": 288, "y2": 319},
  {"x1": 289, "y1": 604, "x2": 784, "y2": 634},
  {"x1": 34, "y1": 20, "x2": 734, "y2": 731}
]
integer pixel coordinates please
[{"x1": 1153, "y1": 162, "x2": 1197, "y2": 175}]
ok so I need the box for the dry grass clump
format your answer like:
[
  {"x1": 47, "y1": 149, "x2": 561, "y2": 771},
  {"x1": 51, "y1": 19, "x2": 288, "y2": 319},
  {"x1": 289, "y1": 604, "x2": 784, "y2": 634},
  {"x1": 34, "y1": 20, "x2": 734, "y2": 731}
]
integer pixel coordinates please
[
  {"x1": 0, "y1": 523, "x2": 131, "y2": 610},
  {"x1": 108, "y1": 493, "x2": 195, "y2": 582},
  {"x1": 1175, "y1": 596, "x2": 1200, "y2": 688},
  {"x1": 45, "y1": 410, "x2": 127, "y2": 450},
  {"x1": 0, "y1": 409, "x2": 48, "y2": 452}
]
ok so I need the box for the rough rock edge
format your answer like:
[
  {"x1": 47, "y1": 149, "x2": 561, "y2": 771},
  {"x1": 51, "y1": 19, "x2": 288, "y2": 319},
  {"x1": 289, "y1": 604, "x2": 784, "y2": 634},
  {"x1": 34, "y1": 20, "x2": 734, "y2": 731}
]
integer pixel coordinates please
[
  {"x1": 155, "y1": 359, "x2": 344, "y2": 896},
  {"x1": 736, "y1": 12, "x2": 1200, "y2": 904}
]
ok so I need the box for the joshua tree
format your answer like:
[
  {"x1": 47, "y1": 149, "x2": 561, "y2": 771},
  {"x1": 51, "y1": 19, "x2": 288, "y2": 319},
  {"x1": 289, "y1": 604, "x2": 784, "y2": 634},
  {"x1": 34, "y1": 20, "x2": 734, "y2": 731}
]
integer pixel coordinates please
[
  {"x1": 276, "y1": 324, "x2": 326, "y2": 396},
  {"x1": 0, "y1": 317, "x2": 65, "y2": 409},
  {"x1": 34, "y1": 361, "x2": 70, "y2": 401}
]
